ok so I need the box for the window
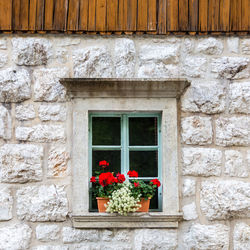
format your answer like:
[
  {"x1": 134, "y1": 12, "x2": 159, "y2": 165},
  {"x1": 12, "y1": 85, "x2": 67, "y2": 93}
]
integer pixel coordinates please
[
  {"x1": 61, "y1": 78, "x2": 190, "y2": 228},
  {"x1": 89, "y1": 113, "x2": 162, "y2": 211}
]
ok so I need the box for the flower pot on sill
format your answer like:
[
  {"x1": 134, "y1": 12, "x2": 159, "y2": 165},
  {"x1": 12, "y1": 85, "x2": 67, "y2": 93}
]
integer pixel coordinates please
[
  {"x1": 137, "y1": 198, "x2": 151, "y2": 212},
  {"x1": 96, "y1": 197, "x2": 109, "y2": 212}
]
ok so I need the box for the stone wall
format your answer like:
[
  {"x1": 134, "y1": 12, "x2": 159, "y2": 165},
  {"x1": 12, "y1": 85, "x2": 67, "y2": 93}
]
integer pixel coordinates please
[{"x1": 0, "y1": 35, "x2": 249, "y2": 249}]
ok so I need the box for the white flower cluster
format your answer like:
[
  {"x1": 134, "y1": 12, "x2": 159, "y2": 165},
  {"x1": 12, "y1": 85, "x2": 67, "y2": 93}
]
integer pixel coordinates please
[{"x1": 105, "y1": 183, "x2": 141, "y2": 216}]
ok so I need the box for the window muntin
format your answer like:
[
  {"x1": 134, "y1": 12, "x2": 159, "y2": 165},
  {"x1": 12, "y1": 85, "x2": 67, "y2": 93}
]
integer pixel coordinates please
[{"x1": 89, "y1": 112, "x2": 162, "y2": 211}]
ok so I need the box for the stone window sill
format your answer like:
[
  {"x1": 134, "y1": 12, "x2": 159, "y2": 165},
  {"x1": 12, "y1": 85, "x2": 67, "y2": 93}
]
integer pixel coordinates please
[{"x1": 72, "y1": 213, "x2": 183, "y2": 228}]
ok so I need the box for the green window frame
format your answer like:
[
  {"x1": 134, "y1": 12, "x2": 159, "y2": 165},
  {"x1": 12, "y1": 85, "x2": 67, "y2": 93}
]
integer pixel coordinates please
[{"x1": 89, "y1": 112, "x2": 162, "y2": 212}]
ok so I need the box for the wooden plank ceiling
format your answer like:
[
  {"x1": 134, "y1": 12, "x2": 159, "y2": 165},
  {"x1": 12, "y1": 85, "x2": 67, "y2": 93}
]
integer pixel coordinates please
[{"x1": 0, "y1": 0, "x2": 249, "y2": 34}]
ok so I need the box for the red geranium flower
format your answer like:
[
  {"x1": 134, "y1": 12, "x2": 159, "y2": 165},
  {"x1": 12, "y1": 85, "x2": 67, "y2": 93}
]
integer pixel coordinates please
[
  {"x1": 99, "y1": 160, "x2": 109, "y2": 168},
  {"x1": 133, "y1": 182, "x2": 140, "y2": 187},
  {"x1": 116, "y1": 173, "x2": 126, "y2": 183},
  {"x1": 99, "y1": 172, "x2": 117, "y2": 186},
  {"x1": 150, "y1": 179, "x2": 161, "y2": 187},
  {"x1": 127, "y1": 170, "x2": 138, "y2": 178},
  {"x1": 90, "y1": 176, "x2": 96, "y2": 183}
]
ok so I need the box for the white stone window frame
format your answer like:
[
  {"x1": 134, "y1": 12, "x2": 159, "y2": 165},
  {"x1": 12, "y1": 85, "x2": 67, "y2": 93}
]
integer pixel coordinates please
[{"x1": 61, "y1": 78, "x2": 189, "y2": 229}]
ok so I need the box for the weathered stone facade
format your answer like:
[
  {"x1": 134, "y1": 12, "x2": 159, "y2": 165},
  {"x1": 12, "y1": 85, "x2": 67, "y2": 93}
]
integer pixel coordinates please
[{"x1": 0, "y1": 35, "x2": 249, "y2": 249}]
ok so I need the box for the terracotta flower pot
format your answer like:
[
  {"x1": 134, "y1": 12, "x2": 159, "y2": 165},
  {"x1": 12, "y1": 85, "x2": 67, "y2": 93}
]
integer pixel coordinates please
[
  {"x1": 96, "y1": 197, "x2": 109, "y2": 212},
  {"x1": 137, "y1": 198, "x2": 151, "y2": 212}
]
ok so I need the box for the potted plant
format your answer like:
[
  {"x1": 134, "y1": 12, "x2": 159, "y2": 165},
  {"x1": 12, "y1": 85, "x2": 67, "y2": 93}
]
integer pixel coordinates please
[{"x1": 90, "y1": 160, "x2": 161, "y2": 215}]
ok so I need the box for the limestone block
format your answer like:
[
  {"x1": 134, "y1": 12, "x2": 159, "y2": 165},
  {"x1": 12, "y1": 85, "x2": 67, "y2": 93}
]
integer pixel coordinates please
[
  {"x1": 17, "y1": 185, "x2": 68, "y2": 221},
  {"x1": 39, "y1": 104, "x2": 67, "y2": 121},
  {"x1": 200, "y1": 180, "x2": 250, "y2": 220},
  {"x1": 134, "y1": 229, "x2": 177, "y2": 250},
  {"x1": 0, "y1": 105, "x2": 11, "y2": 139},
  {"x1": 182, "y1": 179, "x2": 196, "y2": 197},
  {"x1": 47, "y1": 146, "x2": 70, "y2": 177},
  {"x1": 113, "y1": 230, "x2": 131, "y2": 242},
  {"x1": 0, "y1": 68, "x2": 31, "y2": 102},
  {"x1": 229, "y1": 82, "x2": 250, "y2": 114},
  {"x1": 225, "y1": 150, "x2": 248, "y2": 177},
  {"x1": 73, "y1": 46, "x2": 113, "y2": 78},
  {"x1": 114, "y1": 38, "x2": 136, "y2": 78},
  {"x1": 181, "y1": 81, "x2": 226, "y2": 114},
  {"x1": 138, "y1": 63, "x2": 179, "y2": 78},
  {"x1": 0, "y1": 187, "x2": 13, "y2": 220},
  {"x1": 0, "y1": 144, "x2": 43, "y2": 183},
  {"x1": 211, "y1": 57, "x2": 249, "y2": 79},
  {"x1": 0, "y1": 38, "x2": 7, "y2": 49},
  {"x1": 101, "y1": 230, "x2": 113, "y2": 242},
  {"x1": 36, "y1": 224, "x2": 60, "y2": 242},
  {"x1": 55, "y1": 48, "x2": 69, "y2": 64},
  {"x1": 15, "y1": 104, "x2": 36, "y2": 121},
  {"x1": 0, "y1": 223, "x2": 32, "y2": 250},
  {"x1": 139, "y1": 43, "x2": 179, "y2": 65},
  {"x1": 196, "y1": 38, "x2": 223, "y2": 55},
  {"x1": 56, "y1": 37, "x2": 81, "y2": 47},
  {"x1": 241, "y1": 39, "x2": 250, "y2": 55},
  {"x1": 227, "y1": 37, "x2": 239, "y2": 53},
  {"x1": 182, "y1": 202, "x2": 198, "y2": 220},
  {"x1": 62, "y1": 227, "x2": 99, "y2": 243},
  {"x1": 101, "y1": 244, "x2": 131, "y2": 250},
  {"x1": 182, "y1": 38, "x2": 195, "y2": 54},
  {"x1": 234, "y1": 223, "x2": 250, "y2": 250},
  {"x1": 215, "y1": 117, "x2": 250, "y2": 146},
  {"x1": 181, "y1": 116, "x2": 213, "y2": 145},
  {"x1": 182, "y1": 148, "x2": 222, "y2": 176},
  {"x1": 33, "y1": 246, "x2": 69, "y2": 250},
  {"x1": 183, "y1": 223, "x2": 229, "y2": 250},
  {"x1": 12, "y1": 38, "x2": 52, "y2": 66},
  {"x1": 0, "y1": 51, "x2": 8, "y2": 67},
  {"x1": 16, "y1": 124, "x2": 65, "y2": 142},
  {"x1": 33, "y1": 68, "x2": 69, "y2": 102},
  {"x1": 181, "y1": 57, "x2": 207, "y2": 78}
]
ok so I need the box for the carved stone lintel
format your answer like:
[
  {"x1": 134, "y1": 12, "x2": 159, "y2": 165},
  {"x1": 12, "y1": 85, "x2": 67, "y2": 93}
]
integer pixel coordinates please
[{"x1": 60, "y1": 78, "x2": 190, "y2": 99}]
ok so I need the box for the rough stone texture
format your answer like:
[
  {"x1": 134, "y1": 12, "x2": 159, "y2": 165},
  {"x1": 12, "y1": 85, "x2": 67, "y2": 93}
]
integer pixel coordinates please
[
  {"x1": 73, "y1": 46, "x2": 113, "y2": 78},
  {"x1": 16, "y1": 124, "x2": 65, "y2": 142},
  {"x1": 114, "y1": 39, "x2": 136, "y2": 78},
  {"x1": 182, "y1": 148, "x2": 222, "y2": 176},
  {"x1": 0, "y1": 223, "x2": 32, "y2": 250},
  {"x1": 211, "y1": 57, "x2": 249, "y2": 79},
  {"x1": 0, "y1": 144, "x2": 43, "y2": 183},
  {"x1": 101, "y1": 230, "x2": 113, "y2": 241},
  {"x1": 62, "y1": 227, "x2": 99, "y2": 243},
  {"x1": 234, "y1": 223, "x2": 250, "y2": 250},
  {"x1": 15, "y1": 104, "x2": 36, "y2": 121},
  {"x1": 182, "y1": 202, "x2": 198, "y2": 220},
  {"x1": 181, "y1": 57, "x2": 207, "y2": 78},
  {"x1": 0, "y1": 105, "x2": 11, "y2": 139},
  {"x1": 0, "y1": 68, "x2": 31, "y2": 102},
  {"x1": 56, "y1": 37, "x2": 81, "y2": 47},
  {"x1": 225, "y1": 150, "x2": 248, "y2": 177},
  {"x1": 113, "y1": 230, "x2": 131, "y2": 242},
  {"x1": 47, "y1": 146, "x2": 70, "y2": 177},
  {"x1": 0, "y1": 51, "x2": 8, "y2": 67},
  {"x1": 181, "y1": 81, "x2": 226, "y2": 114},
  {"x1": 196, "y1": 38, "x2": 223, "y2": 55},
  {"x1": 229, "y1": 82, "x2": 250, "y2": 114},
  {"x1": 215, "y1": 117, "x2": 250, "y2": 146},
  {"x1": 183, "y1": 223, "x2": 229, "y2": 250},
  {"x1": 36, "y1": 224, "x2": 60, "y2": 242},
  {"x1": 0, "y1": 187, "x2": 13, "y2": 220},
  {"x1": 55, "y1": 48, "x2": 69, "y2": 64},
  {"x1": 134, "y1": 229, "x2": 177, "y2": 250},
  {"x1": 227, "y1": 37, "x2": 239, "y2": 53},
  {"x1": 33, "y1": 246, "x2": 69, "y2": 250},
  {"x1": 16, "y1": 185, "x2": 68, "y2": 221},
  {"x1": 12, "y1": 38, "x2": 52, "y2": 66},
  {"x1": 182, "y1": 179, "x2": 196, "y2": 197},
  {"x1": 200, "y1": 180, "x2": 250, "y2": 220},
  {"x1": 33, "y1": 68, "x2": 69, "y2": 102},
  {"x1": 39, "y1": 104, "x2": 67, "y2": 121},
  {"x1": 0, "y1": 38, "x2": 7, "y2": 49},
  {"x1": 241, "y1": 39, "x2": 250, "y2": 55},
  {"x1": 181, "y1": 116, "x2": 213, "y2": 145},
  {"x1": 182, "y1": 38, "x2": 195, "y2": 54}
]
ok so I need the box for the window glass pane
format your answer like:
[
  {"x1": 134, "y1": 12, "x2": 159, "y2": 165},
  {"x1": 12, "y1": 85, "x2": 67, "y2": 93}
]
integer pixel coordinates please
[
  {"x1": 129, "y1": 151, "x2": 158, "y2": 177},
  {"x1": 92, "y1": 150, "x2": 121, "y2": 175},
  {"x1": 92, "y1": 117, "x2": 121, "y2": 145},
  {"x1": 129, "y1": 117, "x2": 158, "y2": 146}
]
